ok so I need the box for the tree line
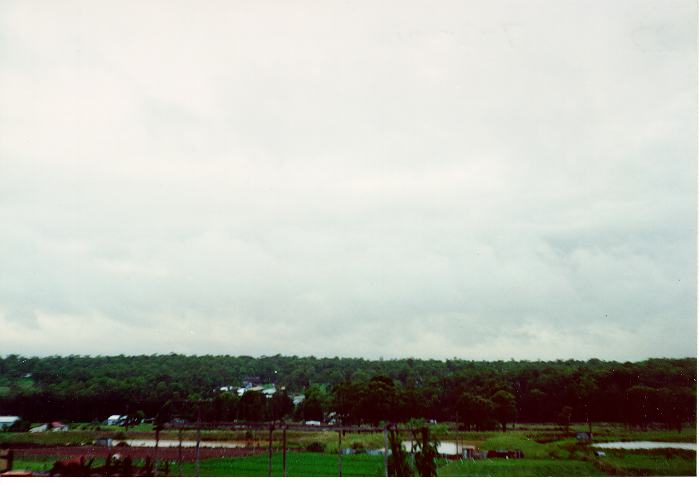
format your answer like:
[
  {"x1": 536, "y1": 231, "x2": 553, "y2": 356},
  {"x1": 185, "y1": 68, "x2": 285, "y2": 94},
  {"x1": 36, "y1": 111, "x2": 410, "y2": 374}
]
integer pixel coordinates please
[{"x1": 0, "y1": 354, "x2": 695, "y2": 430}]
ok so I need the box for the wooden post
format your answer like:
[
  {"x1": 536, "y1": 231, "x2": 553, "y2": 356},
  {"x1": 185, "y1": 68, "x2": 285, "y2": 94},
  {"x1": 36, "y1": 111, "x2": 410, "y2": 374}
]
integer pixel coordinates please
[
  {"x1": 268, "y1": 424, "x2": 274, "y2": 477},
  {"x1": 282, "y1": 425, "x2": 287, "y2": 477},
  {"x1": 178, "y1": 428, "x2": 183, "y2": 477},
  {"x1": 338, "y1": 429, "x2": 343, "y2": 477},
  {"x1": 154, "y1": 427, "x2": 160, "y2": 474},
  {"x1": 383, "y1": 426, "x2": 389, "y2": 477},
  {"x1": 195, "y1": 405, "x2": 202, "y2": 477}
]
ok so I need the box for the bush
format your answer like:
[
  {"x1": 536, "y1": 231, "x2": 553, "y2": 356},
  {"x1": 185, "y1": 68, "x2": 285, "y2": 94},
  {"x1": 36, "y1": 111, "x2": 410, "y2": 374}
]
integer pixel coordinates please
[
  {"x1": 305, "y1": 441, "x2": 325, "y2": 453},
  {"x1": 8, "y1": 419, "x2": 31, "y2": 432},
  {"x1": 351, "y1": 441, "x2": 366, "y2": 453}
]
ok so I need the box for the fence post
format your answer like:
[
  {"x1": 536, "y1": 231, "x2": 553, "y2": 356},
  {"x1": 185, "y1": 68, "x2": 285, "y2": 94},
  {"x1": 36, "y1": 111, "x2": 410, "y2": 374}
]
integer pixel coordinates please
[
  {"x1": 268, "y1": 424, "x2": 274, "y2": 477},
  {"x1": 383, "y1": 425, "x2": 389, "y2": 477},
  {"x1": 154, "y1": 426, "x2": 160, "y2": 475},
  {"x1": 338, "y1": 429, "x2": 343, "y2": 477},
  {"x1": 282, "y1": 425, "x2": 287, "y2": 477},
  {"x1": 178, "y1": 428, "x2": 183, "y2": 477},
  {"x1": 195, "y1": 405, "x2": 202, "y2": 477}
]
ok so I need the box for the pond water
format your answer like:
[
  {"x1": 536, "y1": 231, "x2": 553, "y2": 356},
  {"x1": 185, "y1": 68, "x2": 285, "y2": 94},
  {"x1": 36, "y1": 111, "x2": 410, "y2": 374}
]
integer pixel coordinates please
[
  {"x1": 124, "y1": 439, "x2": 249, "y2": 448},
  {"x1": 401, "y1": 440, "x2": 474, "y2": 455},
  {"x1": 593, "y1": 441, "x2": 696, "y2": 451}
]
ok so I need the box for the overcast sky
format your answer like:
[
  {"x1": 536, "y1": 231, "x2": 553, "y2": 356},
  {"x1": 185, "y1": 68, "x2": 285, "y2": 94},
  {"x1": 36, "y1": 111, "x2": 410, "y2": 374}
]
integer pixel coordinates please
[{"x1": 0, "y1": 0, "x2": 696, "y2": 360}]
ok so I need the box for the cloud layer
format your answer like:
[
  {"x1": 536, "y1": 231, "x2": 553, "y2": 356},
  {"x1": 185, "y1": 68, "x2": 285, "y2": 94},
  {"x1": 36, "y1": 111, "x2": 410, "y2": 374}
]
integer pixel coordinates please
[{"x1": 0, "y1": 0, "x2": 696, "y2": 359}]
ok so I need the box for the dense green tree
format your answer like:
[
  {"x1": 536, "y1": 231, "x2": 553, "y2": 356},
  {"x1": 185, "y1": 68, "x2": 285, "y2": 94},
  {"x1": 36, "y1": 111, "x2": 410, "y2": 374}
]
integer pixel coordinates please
[
  {"x1": 411, "y1": 424, "x2": 439, "y2": 477},
  {"x1": 0, "y1": 355, "x2": 694, "y2": 426},
  {"x1": 457, "y1": 392, "x2": 495, "y2": 430},
  {"x1": 387, "y1": 428, "x2": 413, "y2": 477},
  {"x1": 491, "y1": 390, "x2": 517, "y2": 432},
  {"x1": 269, "y1": 389, "x2": 294, "y2": 421},
  {"x1": 300, "y1": 384, "x2": 329, "y2": 422},
  {"x1": 557, "y1": 406, "x2": 573, "y2": 433},
  {"x1": 238, "y1": 391, "x2": 267, "y2": 422},
  {"x1": 358, "y1": 375, "x2": 398, "y2": 425}
]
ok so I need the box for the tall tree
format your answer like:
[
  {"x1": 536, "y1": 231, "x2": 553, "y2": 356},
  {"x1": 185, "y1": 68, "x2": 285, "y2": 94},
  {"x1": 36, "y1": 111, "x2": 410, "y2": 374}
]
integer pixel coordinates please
[{"x1": 491, "y1": 390, "x2": 517, "y2": 432}]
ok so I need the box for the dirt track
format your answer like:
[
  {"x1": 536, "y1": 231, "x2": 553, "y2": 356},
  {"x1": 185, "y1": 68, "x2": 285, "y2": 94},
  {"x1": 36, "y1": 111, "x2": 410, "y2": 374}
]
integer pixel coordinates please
[{"x1": 13, "y1": 445, "x2": 268, "y2": 462}]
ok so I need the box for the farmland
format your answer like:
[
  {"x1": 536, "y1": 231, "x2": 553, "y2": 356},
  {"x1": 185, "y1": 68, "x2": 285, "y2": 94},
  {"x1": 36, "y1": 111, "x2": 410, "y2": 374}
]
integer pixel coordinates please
[{"x1": 3, "y1": 422, "x2": 695, "y2": 476}]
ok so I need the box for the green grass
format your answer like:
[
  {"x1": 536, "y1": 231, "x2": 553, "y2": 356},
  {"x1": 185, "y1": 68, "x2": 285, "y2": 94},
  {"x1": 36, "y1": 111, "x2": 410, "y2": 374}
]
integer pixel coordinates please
[
  {"x1": 0, "y1": 431, "x2": 100, "y2": 446},
  {"x1": 179, "y1": 452, "x2": 384, "y2": 477},
  {"x1": 438, "y1": 458, "x2": 605, "y2": 477},
  {"x1": 477, "y1": 433, "x2": 551, "y2": 458},
  {"x1": 3, "y1": 423, "x2": 696, "y2": 476},
  {"x1": 11, "y1": 456, "x2": 62, "y2": 472},
  {"x1": 10, "y1": 456, "x2": 108, "y2": 473},
  {"x1": 595, "y1": 449, "x2": 696, "y2": 476}
]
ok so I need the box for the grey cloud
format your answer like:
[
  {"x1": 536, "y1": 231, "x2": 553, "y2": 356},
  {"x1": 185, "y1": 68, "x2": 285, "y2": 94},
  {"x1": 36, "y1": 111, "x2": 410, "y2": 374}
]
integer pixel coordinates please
[{"x1": 0, "y1": 0, "x2": 695, "y2": 359}]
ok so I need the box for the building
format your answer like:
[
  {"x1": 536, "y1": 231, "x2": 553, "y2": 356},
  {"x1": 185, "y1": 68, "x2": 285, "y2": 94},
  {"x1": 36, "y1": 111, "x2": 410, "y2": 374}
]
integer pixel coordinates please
[
  {"x1": 50, "y1": 421, "x2": 69, "y2": 432},
  {"x1": 0, "y1": 417, "x2": 20, "y2": 430},
  {"x1": 261, "y1": 384, "x2": 277, "y2": 398},
  {"x1": 29, "y1": 424, "x2": 48, "y2": 433},
  {"x1": 106, "y1": 415, "x2": 126, "y2": 426}
]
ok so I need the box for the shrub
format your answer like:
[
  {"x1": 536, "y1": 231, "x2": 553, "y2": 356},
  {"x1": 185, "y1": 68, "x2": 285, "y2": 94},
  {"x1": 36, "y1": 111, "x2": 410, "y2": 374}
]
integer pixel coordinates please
[
  {"x1": 351, "y1": 441, "x2": 366, "y2": 453},
  {"x1": 305, "y1": 441, "x2": 325, "y2": 453},
  {"x1": 8, "y1": 419, "x2": 31, "y2": 432}
]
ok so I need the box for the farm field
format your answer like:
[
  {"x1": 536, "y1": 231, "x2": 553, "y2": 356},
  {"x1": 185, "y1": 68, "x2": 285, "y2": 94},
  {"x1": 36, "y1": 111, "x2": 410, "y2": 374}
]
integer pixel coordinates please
[
  {"x1": 438, "y1": 458, "x2": 605, "y2": 476},
  {"x1": 180, "y1": 452, "x2": 384, "y2": 477},
  {"x1": 4, "y1": 423, "x2": 695, "y2": 476}
]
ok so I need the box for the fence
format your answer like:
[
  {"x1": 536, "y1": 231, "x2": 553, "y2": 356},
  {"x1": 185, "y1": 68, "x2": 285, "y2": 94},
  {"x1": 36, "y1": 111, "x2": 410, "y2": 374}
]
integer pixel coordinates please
[{"x1": 159, "y1": 421, "x2": 423, "y2": 477}]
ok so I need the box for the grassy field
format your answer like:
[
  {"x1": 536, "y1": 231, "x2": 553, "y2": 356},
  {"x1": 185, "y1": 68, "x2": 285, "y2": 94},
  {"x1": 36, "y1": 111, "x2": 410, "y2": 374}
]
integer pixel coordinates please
[
  {"x1": 4, "y1": 423, "x2": 696, "y2": 476},
  {"x1": 438, "y1": 458, "x2": 605, "y2": 477},
  {"x1": 594, "y1": 449, "x2": 696, "y2": 476},
  {"x1": 179, "y1": 452, "x2": 384, "y2": 477}
]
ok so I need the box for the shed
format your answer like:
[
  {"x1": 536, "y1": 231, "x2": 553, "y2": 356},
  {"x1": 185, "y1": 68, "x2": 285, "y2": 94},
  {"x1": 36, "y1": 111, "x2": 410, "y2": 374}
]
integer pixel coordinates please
[
  {"x1": 0, "y1": 417, "x2": 20, "y2": 430},
  {"x1": 106, "y1": 415, "x2": 126, "y2": 426},
  {"x1": 29, "y1": 424, "x2": 48, "y2": 433}
]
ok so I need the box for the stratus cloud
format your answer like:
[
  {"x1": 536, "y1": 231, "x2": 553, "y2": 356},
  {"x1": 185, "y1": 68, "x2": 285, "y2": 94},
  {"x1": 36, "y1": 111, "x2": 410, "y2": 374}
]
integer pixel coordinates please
[{"x1": 0, "y1": 0, "x2": 695, "y2": 359}]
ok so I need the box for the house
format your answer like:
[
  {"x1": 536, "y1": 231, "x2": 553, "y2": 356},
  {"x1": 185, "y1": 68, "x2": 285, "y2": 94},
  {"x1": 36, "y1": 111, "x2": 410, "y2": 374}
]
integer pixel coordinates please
[
  {"x1": 237, "y1": 383, "x2": 277, "y2": 398},
  {"x1": 95, "y1": 438, "x2": 113, "y2": 447},
  {"x1": 28, "y1": 422, "x2": 69, "y2": 433},
  {"x1": 0, "y1": 417, "x2": 20, "y2": 430},
  {"x1": 106, "y1": 415, "x2": 126, "y2": 426},
  {"x1": 486, "y1": 449, "x2": 524, "y2": 459},
  {"x1": 242, "y1": 376, "x2": 262, "y2": 388},
  {"x1": 261, "y1": 384, "x2": 277, "y2": 398},
  {"x1": 292, "y1": 394, "x2": 305, "y2": 406},
  {"x1": 462, "y1": 446, "x2": 477, "y2": 459},
  {"x1": 29, "y1": 424, "x2": 48, "y2": 433},
  {"x1": 50, "y1": 422, "x2": 69, "y2": 432},
  {"x1": 576, "y1": 432, "x2": 593, "y2": 441}
]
